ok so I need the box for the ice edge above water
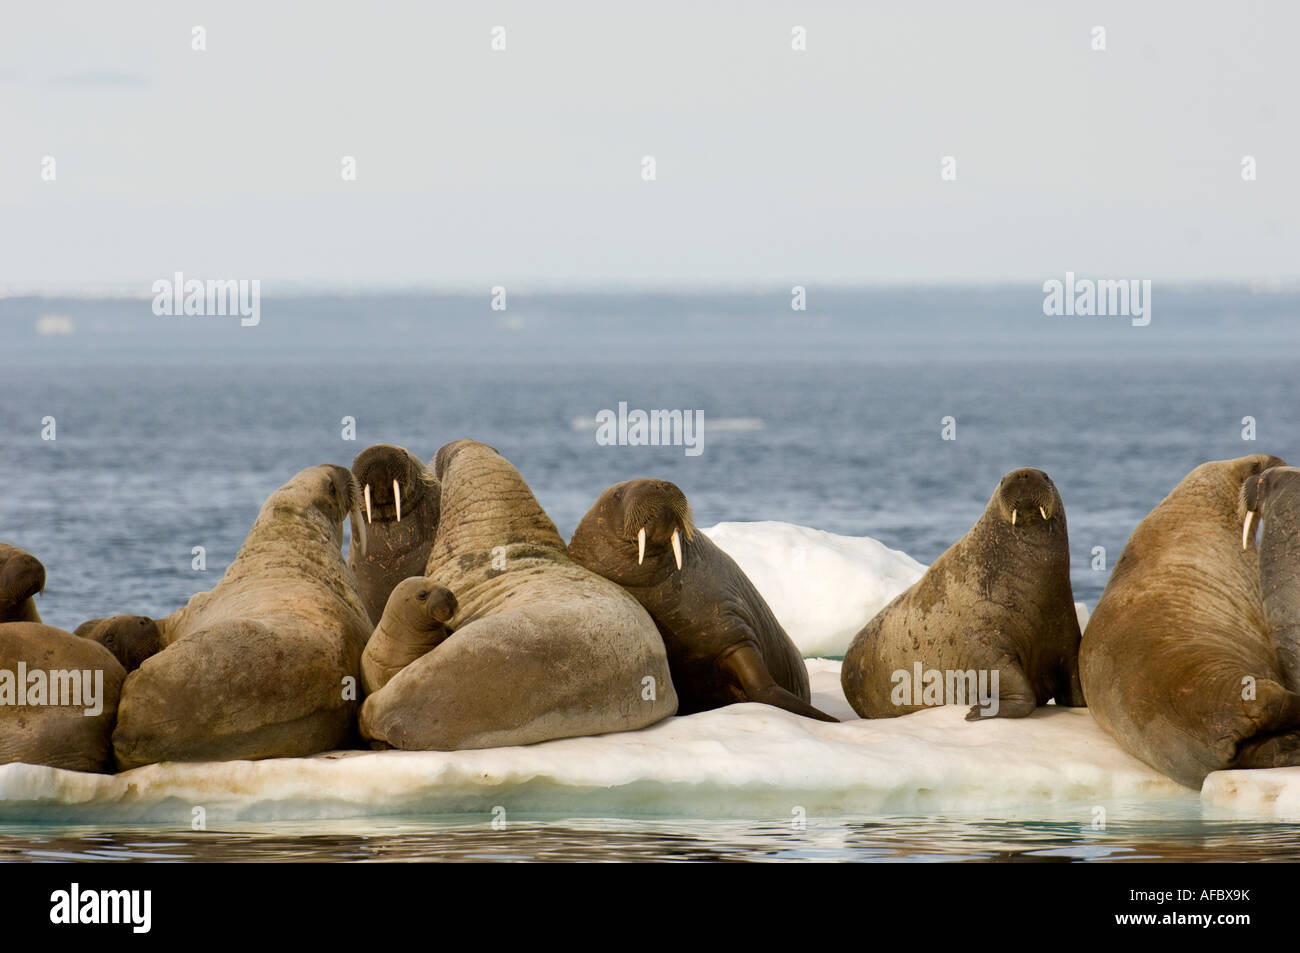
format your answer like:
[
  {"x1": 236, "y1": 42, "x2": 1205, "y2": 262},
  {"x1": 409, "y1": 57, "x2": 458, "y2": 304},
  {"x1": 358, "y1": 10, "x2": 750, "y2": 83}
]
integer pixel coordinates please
[{"x1": 0, "y1": 661, "x2": 1192, "y2": 823}]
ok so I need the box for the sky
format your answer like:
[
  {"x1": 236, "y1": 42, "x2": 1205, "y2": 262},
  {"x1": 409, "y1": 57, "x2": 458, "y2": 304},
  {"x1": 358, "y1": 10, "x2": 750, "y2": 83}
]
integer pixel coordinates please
[{"x1": 1, "y1": 1, "x2": 1297, "y2": 290}]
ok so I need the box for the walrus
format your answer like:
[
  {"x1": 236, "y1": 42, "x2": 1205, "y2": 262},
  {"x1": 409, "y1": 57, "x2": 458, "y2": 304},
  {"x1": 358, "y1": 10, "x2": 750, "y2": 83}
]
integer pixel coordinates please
[
  {"x1": 348, "y1": 444, "x2": 441, "y2": 625},
  {"x1": 360, "y1": 577, "x2": 456, "y2": 696},
  {"x1": 360, "y1": 440, "x2": 677, "y2": 749},
  {"x1": 0, "y1": 622, "x2": 126, "y2": 773},
  {"x1": 1080, "y1": 454, "x2": 1300, "y2": 789},
  {"x1": 568, "y1": 479, "x2": 836, "y2": 721},
  {"x1": 112, "y1": 464, "x2": 373, "y2": 770},
  {"x1": 0, "y1": 544, "x2": 45, "y2": 624},
  {"x1": 75, "y1": 615, "x2": 162, "y2": 672},
  {"x1": 1245, "y1": 465, "x2": 1300, "y2": 691},
  {"x1": 842, "y1": 467, "x2": 1085, "y2": 720}
]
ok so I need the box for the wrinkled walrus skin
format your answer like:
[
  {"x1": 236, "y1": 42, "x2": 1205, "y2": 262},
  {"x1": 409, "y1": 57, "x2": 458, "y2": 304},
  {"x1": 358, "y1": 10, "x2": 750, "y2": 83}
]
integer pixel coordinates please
[
  {"x1": 0, "y1": 622, "x2": 125, "y2": 773},
  {"x1": 1081, "y1": 454, "x2": 1300, "y2": 790},
  {"x1": 842, "y1": 468, "x2": 1085, "y2": 720},
  {"x1": 0, "y1": 543, "x2": 45, "y2": 624},
  {"x1": 348, "y1": 444, "x2": 441, "y2": 625},
  {"x1": 568, "y1": 479, "x2": 836, "y2": 721},
  {"x1": 360, "y1": 440, "x2": 677, "y2": 750},
  {"x1": 111, "y1": 465, "x2": 373, "y2": 770}
]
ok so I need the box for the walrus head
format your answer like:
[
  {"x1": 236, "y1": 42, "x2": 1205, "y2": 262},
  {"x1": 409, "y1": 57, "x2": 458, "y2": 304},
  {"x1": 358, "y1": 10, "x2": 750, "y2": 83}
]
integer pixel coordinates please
[
  {"x1": 575, "y1": 479, "x2": 697, "y2": 573},
  {"x1": 351, "y1": 444, "x2": 440, "y2": 529},
  {"x1": 1242, "y1": 464, "x2": 1300, "y2": 550},
  {"x1": 272, "y1": 464, "x2": 368, "y2": 557},
  {"x1": 433, "y1": 439, "x2": 500, "y2": 481},
  {"x1": 0, "y1": 544, "x2": 45, "y2": 622},
  {"x1": 383, "y1": 577, "x2": 458, "y2": 634},
  {"x1": 993, "y1": 468, "x2": 1062, "y2": 528},
  {"x1": 75, "y1": 614, "x2": 161, "y2": 672}
]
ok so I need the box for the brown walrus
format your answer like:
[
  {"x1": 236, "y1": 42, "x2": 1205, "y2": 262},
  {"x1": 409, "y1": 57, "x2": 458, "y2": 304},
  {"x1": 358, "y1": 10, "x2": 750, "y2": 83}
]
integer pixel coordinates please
[
  {"x1": 75, "y1": 615, "x2": 162, "y2": 672},
  {"x1": 360, "y1": 577, "x2": 456, "y2": 696},
  {"x1": 360, "y1": 440, "x2": 677, "y2": 749},
  {"x1": 568, "y1": 479, "x2": 836, "y2": 721},
  {"x1": 111, "y1": 464, "x2": 373, "y2": 770},
  {"x1": 842, "y1": 468, "x2": 1085, "y2": 720},
  {"x1": 1081, "y1": 454, "x2": 1300, "y2": 789},
  {"x1": 348, "y1": 444, "x2": 441, "y2": 625},
  {"x1": 1245, "y1": 465, "x2": 1300, "y2": 691},
  {"x1": 0, "y1": 544, "x2": 45, "y2": 624},
  {"x1": 0, "y1": 622, "x2": 126, "y2": 773}
]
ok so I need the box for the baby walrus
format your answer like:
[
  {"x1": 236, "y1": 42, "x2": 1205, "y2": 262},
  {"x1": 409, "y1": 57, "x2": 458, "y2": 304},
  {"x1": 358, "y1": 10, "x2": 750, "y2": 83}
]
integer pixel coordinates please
[
  {"x1": 569, "y1": 479, "x2": 837, "y2": 721},
  {"x1": 75, "y1": 615, "x2": 162, "y2": 672},
  {"x1": 842, "y1": 467, "x2": 1085, "y2": 720},
  {"x1": 360, "y1": 577, "x2": 457, "y2": 697}
]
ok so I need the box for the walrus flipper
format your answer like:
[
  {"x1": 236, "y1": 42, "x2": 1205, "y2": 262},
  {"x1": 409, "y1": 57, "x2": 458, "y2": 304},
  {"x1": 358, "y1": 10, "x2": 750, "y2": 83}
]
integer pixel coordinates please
[
  {"x1": 1233, "y1": 733, "x2": 1300, "y2": 770},
  {"x1": 719, "y1": 642, "x2": 838, "y2": 722},
  {"x1": 1230, "y1": 682, "x2": 1300, "y2": 769},
  {"x1": 964, "y1": 657, "x2": 1037, "y2": 721}
]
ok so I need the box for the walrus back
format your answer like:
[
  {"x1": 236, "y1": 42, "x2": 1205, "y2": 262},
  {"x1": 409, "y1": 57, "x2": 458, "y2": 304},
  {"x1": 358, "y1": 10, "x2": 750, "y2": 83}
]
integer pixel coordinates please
[
  {"x1": 0, "y1": 622, "x2": 126, "y2": 774},
  {"x1": 1080, "y1": 456, "x2": 1294, "y2": 788},
  {"x1": 360, "y1": 571, "x2": 677, "y2": 749},
  {"x1": 113, "y1": 616, "x2": 362, "y2": 770}
]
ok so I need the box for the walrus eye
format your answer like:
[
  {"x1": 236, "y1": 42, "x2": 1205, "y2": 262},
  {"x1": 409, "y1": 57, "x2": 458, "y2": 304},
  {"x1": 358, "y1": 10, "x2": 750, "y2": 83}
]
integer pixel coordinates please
[
  {"x1": 417, "y1": 590, "x2": 429, "y2": 601},
  {"x1": 328, "y1": 482, "x2": 337, "y2": 497},
  {"x1": 105, "y1": 634, "x2": 116, "y2": 646}
]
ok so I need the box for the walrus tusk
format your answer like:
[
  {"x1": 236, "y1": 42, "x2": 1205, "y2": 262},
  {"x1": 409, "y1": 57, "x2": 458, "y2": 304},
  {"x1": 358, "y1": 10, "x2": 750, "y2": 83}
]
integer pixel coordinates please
[
  {"x1": 671, "y1": 528, "x2": 682, "y2": 570},
  {"x1": 364, "y1": 484, "x2": 373, "y2": 525},
  {"x1": 394, "y1": 479, "x2": 401, "y2": 523},
  {"x1": 1243, "y1": 511, "x2": 1257, "y2": 550},
  {"x1": 637, "y1": 527, "x2": 646, "y2": 565},
  {"x1": 1011, "y1": 509, "x2": 1017, "y2": 525},
  {"x1": 1040, "y1": 507, "x2": 1047, "y2": 520}
]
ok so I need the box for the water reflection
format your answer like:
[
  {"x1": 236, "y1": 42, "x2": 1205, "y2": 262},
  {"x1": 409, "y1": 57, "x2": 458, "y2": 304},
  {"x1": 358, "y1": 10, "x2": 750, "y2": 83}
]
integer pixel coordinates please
[{"x1": 2, "y1": 802, "x2": 1298, "y2": 862}]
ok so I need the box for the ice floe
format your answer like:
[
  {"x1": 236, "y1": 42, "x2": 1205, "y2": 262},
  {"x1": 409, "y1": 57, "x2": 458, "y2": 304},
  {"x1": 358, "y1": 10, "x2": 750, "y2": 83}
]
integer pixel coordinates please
[
  {"x1": 701, "y1": 521, "x2": 926, "y2": 657},
  {"x1": 0, "y1": 660, "x2": 1189, "y2": 824}
]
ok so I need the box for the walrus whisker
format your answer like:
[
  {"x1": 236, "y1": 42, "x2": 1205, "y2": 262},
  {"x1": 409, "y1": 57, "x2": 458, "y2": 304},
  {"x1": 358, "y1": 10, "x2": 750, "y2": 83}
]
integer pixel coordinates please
[
  {"x1": 637, "y1": 527, "x2": 646, "y2": 565},
  {"x1": 364, "y1": 483, "x2": 373, "y2": 525},
  {"x1": 394, "y1": 479, "x2": 401, "y2": 522}
]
